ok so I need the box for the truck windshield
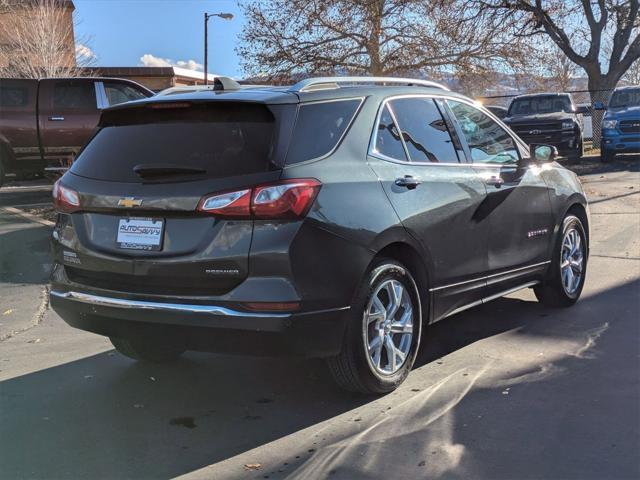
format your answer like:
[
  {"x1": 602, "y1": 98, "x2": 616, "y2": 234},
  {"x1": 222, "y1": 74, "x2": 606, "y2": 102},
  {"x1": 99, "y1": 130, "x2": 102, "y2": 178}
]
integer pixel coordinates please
[
  {"x1": 609, "y1": 89, "x2": 640, "y2": 108},
  {"x1": 508, "y1": 95, "x2": 572, "y2": 115}
]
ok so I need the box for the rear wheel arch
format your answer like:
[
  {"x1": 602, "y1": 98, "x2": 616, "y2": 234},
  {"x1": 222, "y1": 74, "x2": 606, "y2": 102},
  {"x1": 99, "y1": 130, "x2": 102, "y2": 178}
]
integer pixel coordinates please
[{"x1": 373, "y1": 241, "x2": 431, "y2": 323}]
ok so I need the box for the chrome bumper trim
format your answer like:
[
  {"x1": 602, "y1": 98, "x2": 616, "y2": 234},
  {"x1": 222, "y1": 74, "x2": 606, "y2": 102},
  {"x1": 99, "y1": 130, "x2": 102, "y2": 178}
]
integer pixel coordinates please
[{"x1": 50, "y1": 290, "x2": 292, "y2": 318}]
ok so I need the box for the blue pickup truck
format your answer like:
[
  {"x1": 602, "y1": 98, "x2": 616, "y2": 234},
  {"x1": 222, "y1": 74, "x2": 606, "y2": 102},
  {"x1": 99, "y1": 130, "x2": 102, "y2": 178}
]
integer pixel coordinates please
[{"x1": 598, "y1": 86, "x2": 640, "y2": 162}]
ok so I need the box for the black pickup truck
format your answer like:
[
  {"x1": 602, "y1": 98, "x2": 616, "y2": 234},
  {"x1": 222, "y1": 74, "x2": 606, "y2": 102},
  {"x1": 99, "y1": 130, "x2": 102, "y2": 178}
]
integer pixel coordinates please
[{"x1": 503, "y1": 93, "x2": 588, "y2": 161}]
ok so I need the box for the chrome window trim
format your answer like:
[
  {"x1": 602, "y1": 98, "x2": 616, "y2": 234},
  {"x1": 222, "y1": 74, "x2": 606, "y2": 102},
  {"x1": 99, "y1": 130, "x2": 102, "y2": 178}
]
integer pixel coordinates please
[
  {"x1": 283, "y1": 96, "x2": 365, "y2": 168},
  {"x1": 429, "y1": 260, "x2": 551, "y2": 292},
  {"x1": 369, "y1": 93, "x2": 465, "y2": 166},
  {"x1": 368, "y1": 93, "x2": 530, "y2": 166}
]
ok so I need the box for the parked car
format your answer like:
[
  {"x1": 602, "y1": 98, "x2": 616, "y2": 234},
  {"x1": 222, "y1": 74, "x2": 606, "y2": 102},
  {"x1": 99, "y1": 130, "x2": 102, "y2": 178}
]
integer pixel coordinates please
[
  {"x1": 485, "y1": 104, "x2": 508, "y2": 119},
  {"x1": 0, "y1": 77, "x2": 153, "y2": 186},
  {"x1": 49, "y1": 77, "x2": 590, "y2": 394},
  {"x1": 597, "y1": 85, "x2": 640, "y2": 162},
  {"x1": 503, "y1": 93, "x2": 587, "y2": 162}
]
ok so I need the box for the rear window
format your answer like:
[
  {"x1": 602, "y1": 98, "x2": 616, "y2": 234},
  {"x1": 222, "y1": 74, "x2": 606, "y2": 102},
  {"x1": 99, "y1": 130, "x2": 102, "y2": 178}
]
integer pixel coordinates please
[
  {"x1": 70, "y1": 103, "x2": 277, "y2": 183},
  {"x1": 285, "y1": 99, "x2": 361, "y2": 165},
  {"x1": 0, "y1": 86, "x2": 29, "y2": 107},
  {"x1": 53, "y1": 81, "x2": 97, "y2": 110}
]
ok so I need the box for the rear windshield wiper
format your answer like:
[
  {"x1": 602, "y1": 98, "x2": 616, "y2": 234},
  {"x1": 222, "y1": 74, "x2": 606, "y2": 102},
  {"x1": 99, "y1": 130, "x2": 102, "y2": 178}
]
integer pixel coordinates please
[{"x1": 133, "y1": 164, "x2": 207, "y2": 179}]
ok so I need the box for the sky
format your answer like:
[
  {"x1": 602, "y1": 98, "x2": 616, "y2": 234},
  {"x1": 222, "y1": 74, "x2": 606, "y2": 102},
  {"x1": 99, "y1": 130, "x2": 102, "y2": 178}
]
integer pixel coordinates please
[{"x1": 73, "y1": 0, "x2": 244, "y2": 78}]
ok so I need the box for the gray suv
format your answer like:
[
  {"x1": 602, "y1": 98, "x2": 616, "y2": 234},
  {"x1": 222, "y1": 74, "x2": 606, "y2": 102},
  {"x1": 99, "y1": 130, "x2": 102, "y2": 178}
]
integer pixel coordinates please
[{"x1": 50, "y1": 77, "x2": 590, "y2": 393}]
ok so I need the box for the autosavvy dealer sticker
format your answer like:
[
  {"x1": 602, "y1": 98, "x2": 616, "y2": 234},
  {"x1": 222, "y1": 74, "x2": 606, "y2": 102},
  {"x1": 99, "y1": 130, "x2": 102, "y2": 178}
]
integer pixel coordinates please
[{"x1": 116, "y1": 217, "x2": 164, "y2": 251}]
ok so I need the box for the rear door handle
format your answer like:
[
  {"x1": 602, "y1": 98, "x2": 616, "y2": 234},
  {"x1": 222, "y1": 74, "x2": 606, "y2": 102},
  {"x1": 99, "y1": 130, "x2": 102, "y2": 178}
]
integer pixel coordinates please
[
  {"x1": 48, "y1": 116, "x2": 65, "y2": 121},
  {"x1": 395, "y1": 175, "x2": 421, "y2": 190},
  {"x1": 485, "y1": 176, "x2": 504, "y2": 188}
]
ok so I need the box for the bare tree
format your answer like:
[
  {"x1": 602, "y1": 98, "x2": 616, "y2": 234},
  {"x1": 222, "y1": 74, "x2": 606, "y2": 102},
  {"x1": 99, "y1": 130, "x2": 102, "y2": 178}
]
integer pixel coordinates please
[
  {"x1": 238, "y1": 0, "x2": 527, "y2": 80},
  {"x1": 622, "y1": 58, "x2": 640, "y2": 84},
  {"x1": 0, "y1": 0, "x2": 94, "y2": 78},
  {"x1": 475, "y1": 0, "x2": 639, "y2": 92}
]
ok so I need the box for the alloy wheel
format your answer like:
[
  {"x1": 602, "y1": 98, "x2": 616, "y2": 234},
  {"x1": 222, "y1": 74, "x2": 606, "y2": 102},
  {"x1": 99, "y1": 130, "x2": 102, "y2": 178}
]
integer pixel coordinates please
[
  {"x1": 363, "y1": 279, "x2": 414, "y2": 375},
  {"x1": 560, "y1": 227, "x2": 584, "y2": 296}
]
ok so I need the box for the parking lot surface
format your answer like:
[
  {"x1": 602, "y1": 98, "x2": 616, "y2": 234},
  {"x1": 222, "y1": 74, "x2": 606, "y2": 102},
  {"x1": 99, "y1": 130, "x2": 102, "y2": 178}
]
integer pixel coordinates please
[{"x1": 0, "y1": 158, "x2": 639, "y2": 480}]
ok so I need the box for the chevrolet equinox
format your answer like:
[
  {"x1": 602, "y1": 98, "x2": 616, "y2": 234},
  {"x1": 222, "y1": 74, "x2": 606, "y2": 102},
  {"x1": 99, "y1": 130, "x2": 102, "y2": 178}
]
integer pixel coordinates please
[{"x1": 50, "y1": 77, "x2": 590, "y2": 394}]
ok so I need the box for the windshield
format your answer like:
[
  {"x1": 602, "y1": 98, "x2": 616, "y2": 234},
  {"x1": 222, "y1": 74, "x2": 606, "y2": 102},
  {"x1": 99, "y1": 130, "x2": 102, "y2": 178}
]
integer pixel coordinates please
[
  {"x1": 508, "y1": 95, "x2": 573, "y2": 115},
  {"x1": 609, "y1": 89, "x2": 640, "y2": 108}
]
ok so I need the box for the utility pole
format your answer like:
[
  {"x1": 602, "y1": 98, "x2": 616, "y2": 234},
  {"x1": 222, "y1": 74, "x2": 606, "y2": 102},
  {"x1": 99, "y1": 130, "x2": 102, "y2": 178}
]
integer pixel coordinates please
[{"x1": 203, "y1": 12, "x2": 234, "y2": 85}]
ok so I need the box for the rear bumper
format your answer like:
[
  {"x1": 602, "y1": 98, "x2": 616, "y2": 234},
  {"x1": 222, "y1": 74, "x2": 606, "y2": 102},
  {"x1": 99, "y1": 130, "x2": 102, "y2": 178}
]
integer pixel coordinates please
[{"x1": 50, "y1": 290, "x2": 350, "y2": 358}]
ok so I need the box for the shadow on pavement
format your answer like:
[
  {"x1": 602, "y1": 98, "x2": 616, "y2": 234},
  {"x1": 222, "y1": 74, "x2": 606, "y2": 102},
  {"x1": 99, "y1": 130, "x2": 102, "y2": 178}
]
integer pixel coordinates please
[
  {"x1": 0, "y1": 223, "x2": 51, "y2": 285},
  {"x1": 564, "y1": 154, "x2": 640, "y2": 176},
  {"x1": 0, "y1": 280, "x2": 638, "y2": 479}
]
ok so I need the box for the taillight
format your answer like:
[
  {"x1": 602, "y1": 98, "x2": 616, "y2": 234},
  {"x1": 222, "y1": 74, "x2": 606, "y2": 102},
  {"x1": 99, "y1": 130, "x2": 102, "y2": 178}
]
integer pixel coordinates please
[
  {"x1": 197, "y1": 189, "x2": 251, "y2": 217},
  {"x1": 252, "y1": 179, "x2": 321, "y2": 219},
  {"x1": 52, "y1": 179, "x2": 80, "y2": 213},
  {"x1": 197, "y1": 179, "x2": 321, "y2": 220}
]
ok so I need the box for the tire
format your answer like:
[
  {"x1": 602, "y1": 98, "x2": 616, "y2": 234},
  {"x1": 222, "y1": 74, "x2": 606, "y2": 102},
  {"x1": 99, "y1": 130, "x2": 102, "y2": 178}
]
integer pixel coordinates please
[
  {"x1": 534, "y1": 215, "x2": 587, "y2": 308},
  {"x1": 601, "y1": 149, "x2": 615, "y2": 163},
  {"x1": 569, "y1": 139, "x2": 583, "y2": 163},
  {"x1": 0, "y1": 160, "x2": 5, "y2": 189},
  {"x1": 110, "y1": 336, "x2": 186, "y2": 363},
  {"x1": 327, "y1": 258, "x2": 422, "y2": 394}
]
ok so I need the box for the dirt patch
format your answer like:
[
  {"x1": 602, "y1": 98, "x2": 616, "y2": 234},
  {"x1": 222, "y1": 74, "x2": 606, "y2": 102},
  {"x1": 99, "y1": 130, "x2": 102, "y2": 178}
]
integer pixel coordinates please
[{"x1": 19, "y1": 206, "x2": 57, "y2": 223}]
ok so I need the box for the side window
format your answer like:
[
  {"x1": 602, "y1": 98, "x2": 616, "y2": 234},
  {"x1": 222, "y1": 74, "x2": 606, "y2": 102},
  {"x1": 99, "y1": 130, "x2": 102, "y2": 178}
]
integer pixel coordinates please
[
  {"x1": 389, "y1": 97, "x2": 459, "y2": 163},
  {"x1": 53, "y1": 81, "x2": 97, "y2": 110},
  {"x1": 104, "y1": 82, "x2": 148, "y2": 106},
  {"x1": 0, "y1": 86, "x2": 29, "y2": 107},
  {"x1": 285, "y1": 99, "x2": 361, "y2": 165},
  {"x1": 373, "y1": 104, "x2": 408, "y2": 161},
  {"x1": 447, "y1": 100, "x2": 519, "y2": 164}
]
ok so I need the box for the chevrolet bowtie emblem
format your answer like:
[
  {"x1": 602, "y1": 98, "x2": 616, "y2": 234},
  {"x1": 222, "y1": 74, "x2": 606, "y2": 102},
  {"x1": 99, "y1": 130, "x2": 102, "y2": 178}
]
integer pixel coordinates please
[{"x1": 117, "y1": 197, "x2": 143, "y2": 208}]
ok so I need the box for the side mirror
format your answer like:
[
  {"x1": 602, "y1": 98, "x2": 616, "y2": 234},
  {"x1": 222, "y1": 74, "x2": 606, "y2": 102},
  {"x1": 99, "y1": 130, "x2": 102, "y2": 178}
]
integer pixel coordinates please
[
  {"x1": 530, "y1": 144, "x2": 558, "y2": 163},
  {"x1": 593, "y1": 101, "x2": 606, "y2": 111},
  {"x1": 576, "y1": 105, "x2": 589, "y2": 115}
]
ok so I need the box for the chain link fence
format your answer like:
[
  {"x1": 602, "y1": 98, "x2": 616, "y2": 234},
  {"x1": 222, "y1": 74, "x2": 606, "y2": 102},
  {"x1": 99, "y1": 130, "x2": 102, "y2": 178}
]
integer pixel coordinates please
[{"x1": 478, "y1": 89, "x2": 615, "y2": 150}]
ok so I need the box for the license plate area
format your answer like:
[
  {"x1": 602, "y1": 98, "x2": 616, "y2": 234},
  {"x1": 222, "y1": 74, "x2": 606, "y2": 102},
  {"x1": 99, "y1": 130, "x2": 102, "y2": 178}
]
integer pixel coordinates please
[{"x1": 116, "y1": 217, "x2": 164, "y2": 251}]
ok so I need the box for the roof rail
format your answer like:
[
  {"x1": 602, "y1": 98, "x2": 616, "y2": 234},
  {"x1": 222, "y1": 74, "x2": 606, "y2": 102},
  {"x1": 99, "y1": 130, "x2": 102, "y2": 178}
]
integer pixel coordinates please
[{"x1": 289, "y1": 76, "x2": 450, "y2": 93}]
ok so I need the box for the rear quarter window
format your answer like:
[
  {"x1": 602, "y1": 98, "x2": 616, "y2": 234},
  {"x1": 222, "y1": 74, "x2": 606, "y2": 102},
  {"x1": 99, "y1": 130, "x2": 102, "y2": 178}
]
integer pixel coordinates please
[{"x1": 285, "y1": 99, "x2": 362, "y2": 165}]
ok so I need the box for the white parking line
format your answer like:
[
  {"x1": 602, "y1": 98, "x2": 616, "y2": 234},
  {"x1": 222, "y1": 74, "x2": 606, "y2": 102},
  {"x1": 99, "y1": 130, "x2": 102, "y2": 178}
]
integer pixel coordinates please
[{"x1": 0, "y1": 207, "x2": 54, "y2": 227}]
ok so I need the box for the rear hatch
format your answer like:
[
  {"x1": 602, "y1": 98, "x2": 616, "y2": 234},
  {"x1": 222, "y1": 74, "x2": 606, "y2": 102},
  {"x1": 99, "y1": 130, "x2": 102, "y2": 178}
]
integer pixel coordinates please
[{"x1": 56, "y1": 98, "x2": 296, "y2": 297}]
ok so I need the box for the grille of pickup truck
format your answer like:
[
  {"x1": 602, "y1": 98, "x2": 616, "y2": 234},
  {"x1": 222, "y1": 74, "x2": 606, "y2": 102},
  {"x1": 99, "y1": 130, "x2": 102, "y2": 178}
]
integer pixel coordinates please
[
  {"x1": 509, "y1": 121, "x2": 567, "y2": 144},
  {"x1": 619, "y1": 120, "x2": 640, "y2": 134},
  {"x1": 509, "y1": 122, "x2": 564, "y2": 136}
]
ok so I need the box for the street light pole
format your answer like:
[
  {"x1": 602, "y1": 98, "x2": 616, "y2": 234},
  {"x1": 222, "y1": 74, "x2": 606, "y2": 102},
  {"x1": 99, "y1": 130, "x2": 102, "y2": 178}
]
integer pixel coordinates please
[{"x1": 203, "y1": 12, "x2": 234, "y2": 86}]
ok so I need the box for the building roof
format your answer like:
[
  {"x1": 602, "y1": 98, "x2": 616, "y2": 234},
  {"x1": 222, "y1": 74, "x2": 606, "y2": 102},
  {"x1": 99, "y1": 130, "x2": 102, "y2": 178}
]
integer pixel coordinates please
[{"x1": 91, "y1": 66, "x2": 222, "y2": 83}]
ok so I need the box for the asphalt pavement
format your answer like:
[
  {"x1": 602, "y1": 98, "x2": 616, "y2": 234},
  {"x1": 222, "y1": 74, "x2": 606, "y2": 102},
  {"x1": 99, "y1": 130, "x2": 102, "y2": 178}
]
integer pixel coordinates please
[{"x1": 0, "y1": 159, "x2": 638, "y2": 480}]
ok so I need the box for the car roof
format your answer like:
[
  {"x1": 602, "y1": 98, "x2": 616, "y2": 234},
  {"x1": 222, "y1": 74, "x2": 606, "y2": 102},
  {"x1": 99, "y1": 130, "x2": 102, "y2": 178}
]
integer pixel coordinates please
[
  {"x1": 106, "y1": 83, "x2": 470, "y2": 112},
  {"x1": 512, "y1": 92, "x2": 572, "y2": 99}
]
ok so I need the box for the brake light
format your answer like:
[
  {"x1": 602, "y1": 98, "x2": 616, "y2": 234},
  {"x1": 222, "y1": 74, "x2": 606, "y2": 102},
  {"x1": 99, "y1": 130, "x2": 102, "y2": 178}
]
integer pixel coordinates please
[
  {"x1": 52, "y1": 179, "x2": 80, "y2": 213},
  {"x1": 197, "y1": 179, "x2": 321, "y2": 220},
  {"x1": 252, "y1": 179, "x2": 321, "y2": 219}
]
